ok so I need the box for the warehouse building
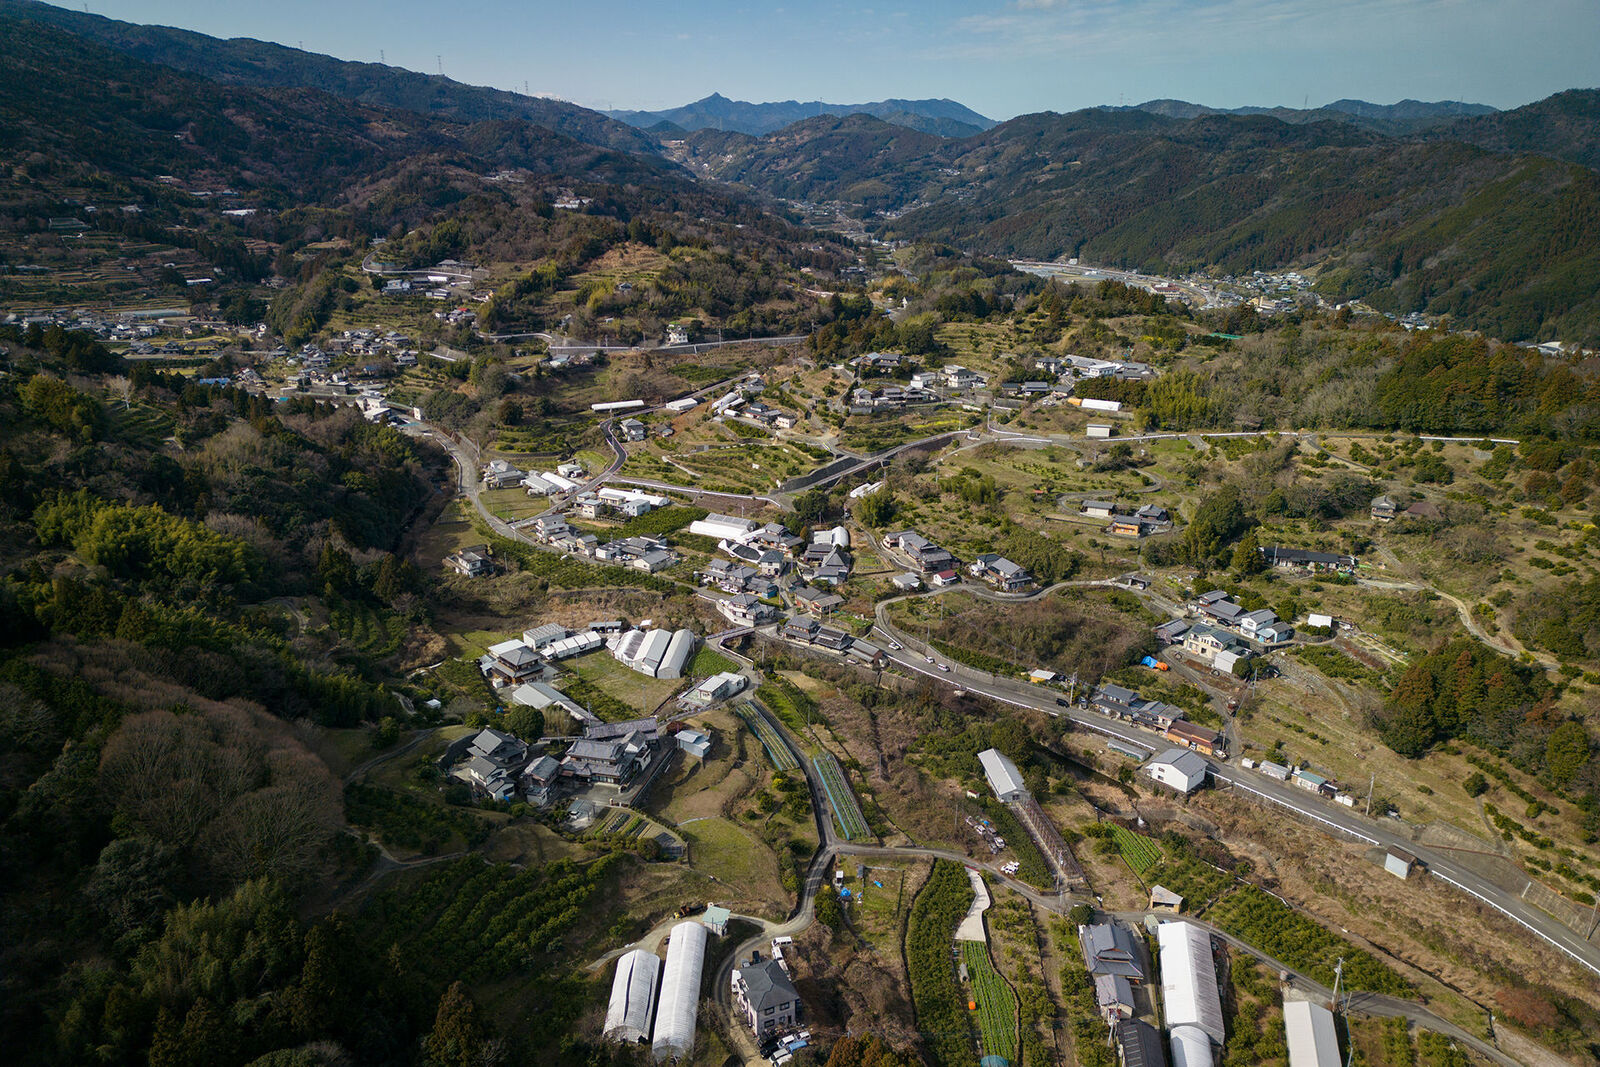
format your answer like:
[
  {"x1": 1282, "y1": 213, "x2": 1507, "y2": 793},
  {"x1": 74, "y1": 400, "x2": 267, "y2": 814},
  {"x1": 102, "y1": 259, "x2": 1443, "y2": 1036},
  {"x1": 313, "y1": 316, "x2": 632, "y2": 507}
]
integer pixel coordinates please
[
  {"x1": 978, "y1": 748, "x2": 1028, "y2": 803},
  {"x1": 1284, "y1": 1000, "x2": 1341, "y2": 1067},
  {"x1": 604, "y1": 948, "x2": 661, "y2": 1044},
  {"x1": 652, "y1": 921, "x2": 708, "y2": 1061},
  {"x1": 613, "y1": 627, "x2": 697, "y2": 678},
  {"x1": 689, "y1": 513, "x2": 760, "y2": 543},
  {"x1": 1159, "y1": 921, "x2": 1226, "y2": 1067}
]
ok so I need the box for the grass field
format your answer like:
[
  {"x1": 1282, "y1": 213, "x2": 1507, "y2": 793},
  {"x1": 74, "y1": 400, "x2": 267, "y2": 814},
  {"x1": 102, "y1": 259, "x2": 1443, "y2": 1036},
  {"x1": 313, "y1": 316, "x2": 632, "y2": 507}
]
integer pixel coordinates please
[
  {"x1": 568, "y1": 650, "x2": 686, "y2": 715},
  {"x1": 678, "y1": 816, "x2": 787, "y2": 912}
]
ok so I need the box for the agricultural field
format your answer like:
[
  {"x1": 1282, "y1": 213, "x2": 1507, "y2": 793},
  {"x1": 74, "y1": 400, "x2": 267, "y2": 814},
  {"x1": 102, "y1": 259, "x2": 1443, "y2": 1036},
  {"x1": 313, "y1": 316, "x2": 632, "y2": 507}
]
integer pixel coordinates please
[
  {"x1": 813, "y1": 750, "x2": 872, "y2": 841},
  {"x1": 905, "y1": 860, "x2": 979, "y2": 1067},
  {"x1": 327, "y1": 599, "x2": 408, "y2": 660},
  {"x1": 960, "y1": 939, "x2": 1018, "y2": 1065},
  {"x1": 1109, "y1": 825, "x2": 1163, "y2": 874},
  {"x1": 566, "y1": 650, "x2": 686, "y2": 718},
  {"x1": 736, "y1": 702, "x2": 800, "y2": 771},
  {"x1": 622, "y1": 438, "x2": 829, "y2": 494}
]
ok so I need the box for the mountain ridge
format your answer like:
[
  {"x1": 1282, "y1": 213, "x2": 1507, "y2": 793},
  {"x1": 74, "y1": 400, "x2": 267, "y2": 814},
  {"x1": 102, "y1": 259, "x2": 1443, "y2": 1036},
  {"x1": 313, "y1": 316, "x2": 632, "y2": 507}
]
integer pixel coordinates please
[
  {"x1": 0, "y1": 0, "x2": 661, "y2": 157},
  {"x1": 608, "y1": 92, "x2": 997, "y2": 137}
]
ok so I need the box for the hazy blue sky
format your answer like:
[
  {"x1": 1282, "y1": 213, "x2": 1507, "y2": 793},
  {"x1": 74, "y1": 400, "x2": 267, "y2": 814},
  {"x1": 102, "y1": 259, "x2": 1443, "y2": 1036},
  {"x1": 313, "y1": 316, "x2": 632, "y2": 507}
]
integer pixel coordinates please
[{"x1": 84, "y1": 0, "x2": 1600, "y2": 119}]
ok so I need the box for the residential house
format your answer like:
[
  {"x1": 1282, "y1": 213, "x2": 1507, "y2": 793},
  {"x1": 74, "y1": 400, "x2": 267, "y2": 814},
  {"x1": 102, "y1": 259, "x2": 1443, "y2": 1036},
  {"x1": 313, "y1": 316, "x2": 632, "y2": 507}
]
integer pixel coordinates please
[
  {"x1": 481, "y1": 640, "x2": 544, "y2": 687},
  {"x1": 620, "y1": 418, "x2": 646, "y2": 442},
  {"x1": 733, "y1": 957, "x2": 800, "y2": 1037},
  {"x1": 781, "y1": 616, "x2": 821, "y2": 643},
  {"x1": 1236, "y1": 609, "x2": 1279, "y2": 639},
  {"x1": 793, "y1": 586, "x2": 845, "y2": 615},
  {"x1": 534, "y1": 513, "x2": 572, "y2": 541},
  {"x1": 1182, "y1": 624, "x2": 1236, "y2": 661},
  {"x1": 1164, "y1": 720, "x2": 1221, "y2": 757},
  {"x1": 1096, "y1": 973, "x2": 1136, "y2": 1023},
  {"x1": 1145, "y1": 747, "x2": 1209, "y2": 794},
  {"x1": 1197, "y1": 598, "x2": 1245, "y2": 627},
  {"x1": 1080, "y1": 922, "x2": 1147, "y2": 982},
  {"x1": 969, "y1": 553, "x2": 1031, "y2": 591},
  {"x1": 559, "y1": 721, "x2": 658, "y2": 788},
  {"x1": 718, "y1": 592, "x2": 775, "y2": 626},
  {"x1": 518, "y1": 755, "x2": 561, "y2": 806},
  {"x1": 1082, "y1": 500, "x2": 1118, "y2": 519},
  {"x1": 1370, "y1": 495, "x2": 1398, "y2": 521},
  {"x1": 445, "y1": 545, "x2": 493, "y2": 577},
  {"x1": 1261, "y1": 546, "x2": 1358, "y2": 573},
  {"x1": 482, "y1": 459, "x2": 525, "y2": 489}
]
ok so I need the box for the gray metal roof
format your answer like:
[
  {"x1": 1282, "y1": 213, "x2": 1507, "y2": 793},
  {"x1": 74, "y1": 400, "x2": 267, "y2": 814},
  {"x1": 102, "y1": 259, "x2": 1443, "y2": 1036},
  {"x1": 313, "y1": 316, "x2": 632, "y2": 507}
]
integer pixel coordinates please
[{"x1": 738, "y1": 958, "x2": 797, "y2": 1011}]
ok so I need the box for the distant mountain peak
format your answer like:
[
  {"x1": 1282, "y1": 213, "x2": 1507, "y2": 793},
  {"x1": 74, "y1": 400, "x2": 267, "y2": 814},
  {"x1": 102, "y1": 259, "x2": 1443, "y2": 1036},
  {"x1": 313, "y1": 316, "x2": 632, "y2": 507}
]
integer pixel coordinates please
[{"x1": 608, "y1": 93, "x2": 996, "y2": 138}]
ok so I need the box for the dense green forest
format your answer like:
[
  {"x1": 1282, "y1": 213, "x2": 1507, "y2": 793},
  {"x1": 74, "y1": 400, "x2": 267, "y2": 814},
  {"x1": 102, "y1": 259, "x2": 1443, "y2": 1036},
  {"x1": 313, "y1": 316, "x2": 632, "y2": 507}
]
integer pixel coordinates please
[{"x1": 674, "y1": 95, "x2": 1600, "y2": 345}]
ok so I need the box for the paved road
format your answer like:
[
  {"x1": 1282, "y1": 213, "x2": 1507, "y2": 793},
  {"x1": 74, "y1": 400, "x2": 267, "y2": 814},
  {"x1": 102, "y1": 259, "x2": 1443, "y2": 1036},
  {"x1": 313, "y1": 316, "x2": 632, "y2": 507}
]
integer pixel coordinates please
[{"x1": 866, "y1": 601, "x2": 1600, "y2": 980}]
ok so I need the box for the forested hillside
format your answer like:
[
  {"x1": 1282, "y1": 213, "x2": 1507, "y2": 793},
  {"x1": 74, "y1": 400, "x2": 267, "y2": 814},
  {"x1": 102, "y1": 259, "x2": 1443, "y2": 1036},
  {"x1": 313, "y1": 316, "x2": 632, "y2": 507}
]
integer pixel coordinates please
[
  {"x1": 676, "y1": 96, "x2": 1600, "y2": 345},
  {"x1": 0, "y1": 0, "x2": 659, "y2": 156}
]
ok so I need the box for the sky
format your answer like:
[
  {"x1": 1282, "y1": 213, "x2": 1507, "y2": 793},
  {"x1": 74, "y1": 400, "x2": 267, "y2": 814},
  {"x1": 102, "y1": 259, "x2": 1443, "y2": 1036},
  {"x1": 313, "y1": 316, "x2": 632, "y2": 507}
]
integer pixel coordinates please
[{"x1": 81, "y1": 0, "x2": 1600, "y2": 120}]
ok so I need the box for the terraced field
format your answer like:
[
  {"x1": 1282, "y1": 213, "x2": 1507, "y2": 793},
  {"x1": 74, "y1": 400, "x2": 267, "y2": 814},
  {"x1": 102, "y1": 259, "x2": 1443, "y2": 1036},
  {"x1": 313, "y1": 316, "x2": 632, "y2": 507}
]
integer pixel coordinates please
[
  {"x1": 813, "y1": 751, "x2": 870, "y2": 841},
  {"x1": 960, "y1": 940, "x2": 1018, "y2": 1065},
  {"x1": 107, "y1": 402, "x2": 175, "y2": 449},
  {"x1": 329, "y1": 600, "x2": 407, "y2": 658}
]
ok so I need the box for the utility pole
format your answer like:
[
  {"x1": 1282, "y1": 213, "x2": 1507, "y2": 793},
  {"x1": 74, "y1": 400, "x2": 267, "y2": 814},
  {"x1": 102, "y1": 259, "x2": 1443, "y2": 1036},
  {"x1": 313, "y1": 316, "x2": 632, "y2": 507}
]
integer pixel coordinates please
[
  {"x1": 1331, "y1": 957, "x2": 1344, "y2": 1015},
  {"x1": 1365, "y1": 774, "x2": 1375, "y2": 817}
]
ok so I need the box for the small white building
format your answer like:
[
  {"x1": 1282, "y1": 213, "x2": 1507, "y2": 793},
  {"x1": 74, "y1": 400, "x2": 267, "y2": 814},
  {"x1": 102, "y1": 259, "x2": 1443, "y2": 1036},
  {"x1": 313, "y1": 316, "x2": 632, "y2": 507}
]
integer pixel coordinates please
[
  {"x1": 1087, "y1": 423, "x2": 1114, "y2": 439},
  {"x1": 1384, "y1": 848, "x2": 1416, "y2": 880},
  {"x1": 1145, "y1": 747, "x2": 1208, "y2": 794},
  {"x1": 1284, "y1": 1000, "x2": 1341, "y2": 1067},
  {"x1": 676, "y1": 728, "x2": 712, "y2": 759}
]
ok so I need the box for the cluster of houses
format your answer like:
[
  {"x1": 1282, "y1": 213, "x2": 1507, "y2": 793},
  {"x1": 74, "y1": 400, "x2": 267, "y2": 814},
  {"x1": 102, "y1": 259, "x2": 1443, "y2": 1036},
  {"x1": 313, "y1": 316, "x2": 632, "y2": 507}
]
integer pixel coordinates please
[
  {"x1": 1080, "y1": 500, "x2": 1172, "y2": 538},
  {"x1": 479, "y1": 459, "x2": 587, "y2": 494},
  {"x1": 1034, "y1": 353, "x2": 1156, "y2": 382},
  {"x1": 880, "y1": 529, "x2": 960, "y2": 587},
  {"x1": 479, "y1": 622, "x2": 610, "y2": 689},
  {"x1": 879, "y1": 528, "x2": 1030, "y2": 591},
  {"x1": 846, "y1": 362, "x2": 990, "y2": 413},
  {"x1": 1090, "y1": 683, "x2": 1223, "y2": 761},
  {"x1": 779, "y1": 616, "x2": 888, "y2": 670},
  {"x1": 710, "y1": 375, "x2": 797, "y2": 430},
  {"x1": 444, "y1": 714, "x2": 677, "y2": 808},
  {"x1": 531, "y1": 513, "x2": 680, "y2": 573},
  {"x1": 1151, "y1": 590, "x2": 1295, "y2": 672},
  {"x1": 1260, "y1": 546, "x2": 1358, "y2": 574}
]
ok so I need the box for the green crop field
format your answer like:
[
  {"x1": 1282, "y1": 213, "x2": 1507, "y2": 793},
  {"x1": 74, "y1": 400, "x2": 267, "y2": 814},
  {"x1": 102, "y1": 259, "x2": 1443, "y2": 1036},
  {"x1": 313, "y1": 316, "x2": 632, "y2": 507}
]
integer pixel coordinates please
[
  {"x1": 736, "y1": 703, "x2": 799, "y2": 771},
  {"x1": 813, "y1": 751, "x2": 870, "y2": 841},
  {"x1": 1110, "y1": 825, "x2": 1163, "y2": 874},
  {"x1": 961, "y1": 940, "x2": 1018, "y2": 1065}
]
